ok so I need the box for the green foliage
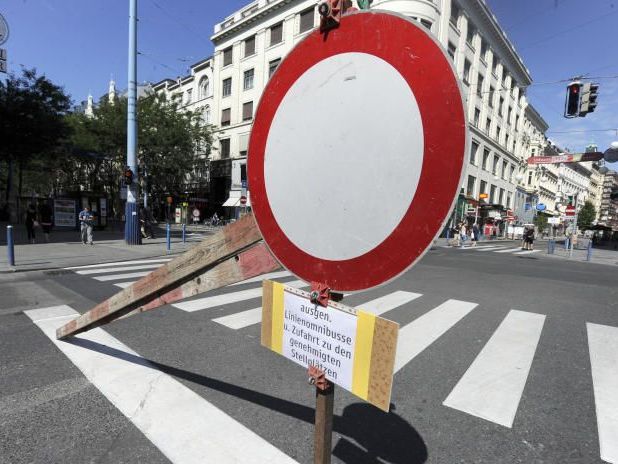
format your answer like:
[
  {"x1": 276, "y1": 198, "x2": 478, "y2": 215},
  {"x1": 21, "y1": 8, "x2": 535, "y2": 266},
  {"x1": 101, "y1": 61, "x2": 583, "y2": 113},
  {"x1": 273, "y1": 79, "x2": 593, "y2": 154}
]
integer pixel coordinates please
[
  {"x1": 534, "y1": 214, "x2": 548, "y2": 231},
  {"x1": 577, "y1": 200, "x2": 596, "y2": 230}
]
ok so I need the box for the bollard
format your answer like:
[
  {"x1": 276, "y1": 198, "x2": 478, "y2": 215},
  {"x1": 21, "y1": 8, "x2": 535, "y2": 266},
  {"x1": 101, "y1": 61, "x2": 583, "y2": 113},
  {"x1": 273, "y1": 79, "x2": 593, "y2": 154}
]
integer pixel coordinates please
[
  {"x1": 547, "y1": 240, "x2": 552, "y2": 255},
  {"x1": 182, "y1": 223, "x2": 186, "y2": 243},
  {"x1": 7, "y1": 225, "x2": 15, "y2": 266},
  {"x1": 586, "y1": 240, "x2": 593, "y2": 262},
  {"x1": 564, "y1": 237, "x2": 569, "y2": 250},
  {"x1": 166, "y1": 223, "x2": 171, "y2": 253}
]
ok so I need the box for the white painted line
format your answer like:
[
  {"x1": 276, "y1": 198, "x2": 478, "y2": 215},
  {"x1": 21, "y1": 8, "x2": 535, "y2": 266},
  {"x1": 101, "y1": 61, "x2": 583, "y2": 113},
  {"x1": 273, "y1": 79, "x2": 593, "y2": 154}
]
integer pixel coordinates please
[
  {"x1": 174, "y1": 280, "x2": 307, "y2": 313},
  {"x1": 513, "y1": 250, "x2": 541, "y2": 255},
  {"x1": 213, "y1": 290, "x2": 422, "y2": 330},
  {"x1": 94, "y1": 271, "x2": 153, "y2": 282},
  {"x1": 229, "y1": 270, "x2": 292, "y2": 286},
  {"x1": 114, "y1": 281, "x2": 137, "y2": 289},
  {"x1": 494, "y1": 247, "x2": 526, "y2": 253},
  {"x1": 474, "y1": 246, "x2": 507, "y2": 252},
  {"x1": 65, "y1": 258, "x2": 172, "y2": 270},
  {"x1": 443, "y1": 310, "x2": 545, "y2": 428},
  {"x1": 357, "y1": 291, "x2": 423, "y2": 316},
  {"x1": 76, "y1": 264, "x2": 163, "y2": 275},
  {"x1": 587, "y1": 323, "x2": 618, "y2": 464},
  {"x1": 394, "y1": 299, "x2": 478, "y2": 373},
  {"x1": 24, "y1": 306, "x2": 297, "y2": 464}
]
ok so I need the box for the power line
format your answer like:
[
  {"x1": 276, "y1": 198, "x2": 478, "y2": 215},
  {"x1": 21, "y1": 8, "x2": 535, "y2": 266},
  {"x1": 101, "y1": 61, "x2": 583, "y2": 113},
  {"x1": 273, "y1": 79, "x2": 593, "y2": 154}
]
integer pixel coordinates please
[
  {"x1": 146, "y1": 0, "x2": 212, "y2": 44},
  {"x1": 138, "y1": 51, "x2": 185, "y2": 76},
  {"x1": 547, "y1": 128, "x2": 618, "y2": 134}
]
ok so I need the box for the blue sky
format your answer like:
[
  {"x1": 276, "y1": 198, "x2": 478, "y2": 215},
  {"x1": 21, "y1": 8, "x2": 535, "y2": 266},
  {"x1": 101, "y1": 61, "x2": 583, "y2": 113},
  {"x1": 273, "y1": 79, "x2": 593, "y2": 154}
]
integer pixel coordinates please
[{"x1": 2, "y1": 0, "x2": 617, "y2": 154}]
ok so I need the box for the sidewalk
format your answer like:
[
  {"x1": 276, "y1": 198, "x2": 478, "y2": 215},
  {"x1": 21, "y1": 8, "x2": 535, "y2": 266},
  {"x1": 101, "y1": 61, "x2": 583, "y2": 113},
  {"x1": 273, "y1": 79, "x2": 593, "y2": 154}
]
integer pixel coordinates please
[
  {"x1": 0, "y1": 223, "x2": 215, "y2": 273},
  {"x1": 539, "y1": 239, "x2": 618, "y2": 267}
]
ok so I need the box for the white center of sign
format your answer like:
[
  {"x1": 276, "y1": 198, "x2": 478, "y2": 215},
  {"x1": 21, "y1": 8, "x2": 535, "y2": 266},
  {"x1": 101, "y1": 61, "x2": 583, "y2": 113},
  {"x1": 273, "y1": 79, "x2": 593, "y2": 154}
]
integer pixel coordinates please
[{"x1": 264, "y1": 52, "x2": 424, "y2": 261}]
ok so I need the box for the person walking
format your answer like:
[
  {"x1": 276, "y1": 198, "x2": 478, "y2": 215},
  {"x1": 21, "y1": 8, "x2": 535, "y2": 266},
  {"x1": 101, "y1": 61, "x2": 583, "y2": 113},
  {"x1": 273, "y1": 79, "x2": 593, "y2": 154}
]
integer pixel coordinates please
[
  {"x1": 459, "y1": 222, "x2": 468, "y2": 248},
  {"x1": 471, "y1": 223, "x2": 480, "y2": 247},
  {"x1": 25, "y1": 204, "x2": 37, "y2": 244},
  {"x1": 39, "y1": 203, "x2": 53, "y2": 243},
  {"x1": 79, "y1": 206, "x2": 95, "y2": 245},
  {"x1": 525, "y1": 226, "x2": 535, "y2": 251}
]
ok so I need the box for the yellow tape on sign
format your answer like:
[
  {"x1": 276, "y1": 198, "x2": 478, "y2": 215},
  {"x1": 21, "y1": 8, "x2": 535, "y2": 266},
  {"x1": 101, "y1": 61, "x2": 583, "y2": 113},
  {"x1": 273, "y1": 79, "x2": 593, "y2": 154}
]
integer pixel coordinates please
[{"x1": 261, "y1": 280, "x2": 398, "y2": 412}]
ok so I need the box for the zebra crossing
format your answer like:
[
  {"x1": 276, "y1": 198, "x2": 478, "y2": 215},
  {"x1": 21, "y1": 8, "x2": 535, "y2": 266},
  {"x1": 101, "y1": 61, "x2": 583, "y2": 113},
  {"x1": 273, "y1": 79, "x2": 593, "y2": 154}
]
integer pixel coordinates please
[
  {"x1": 61, "y1": 257, "x2": 618, "y2": 462},
  {"x1": 444, "y1": 244, "x2": 542, "y2": 255}
]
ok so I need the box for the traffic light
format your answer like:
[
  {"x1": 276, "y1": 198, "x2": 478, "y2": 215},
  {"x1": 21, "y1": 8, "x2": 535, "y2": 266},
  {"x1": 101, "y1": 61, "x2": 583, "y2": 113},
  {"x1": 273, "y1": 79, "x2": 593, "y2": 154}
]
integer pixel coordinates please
[
  {"x1": 123, "y1": 167, "x2": 134, "y2": 186},
  {"x1": 566, "y1": 194, "x2": 575, "y2": 207},
  {"x1": 564, "y1": 81, "x2": 581, "y2": 118},
  {"x1": 357, "y1": 0, "x2": 373, "y2": 9},
  {"x1": 579, "y1": 82, "x2": 599, "y2": 116},
  {"x1": 319, "y1": 0, "x2": 343, "y2": 32}
]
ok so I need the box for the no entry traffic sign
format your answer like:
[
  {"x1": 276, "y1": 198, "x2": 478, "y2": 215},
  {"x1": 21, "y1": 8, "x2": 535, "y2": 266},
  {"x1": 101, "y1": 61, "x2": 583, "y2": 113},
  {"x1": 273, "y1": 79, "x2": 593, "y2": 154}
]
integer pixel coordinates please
[{"x1": 248, "y1": 11, "x2": 468, "y2": 291}]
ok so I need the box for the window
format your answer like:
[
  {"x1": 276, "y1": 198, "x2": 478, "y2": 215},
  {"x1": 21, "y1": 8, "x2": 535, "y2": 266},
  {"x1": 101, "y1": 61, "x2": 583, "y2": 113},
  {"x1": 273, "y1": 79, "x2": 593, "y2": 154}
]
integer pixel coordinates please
[
  {"x1": 507, "y1": 106, "x2": 512, "y2": 123},
  {"x1": 507, "y1": 192, "x2": 512, "y2": 208},
  {"x1": 270, "y1": 22, "x2": 283, "y2": 46},
  {"x1": 185, "y1": 89, "x2": 192, "y2": 104},
  {"x1": 489, "y1": 86, "x2": 495, "y2": 107},
  {"x1": 480, "y1": 41, "x2": 488, "y2": 60},
  {"x1": 269, "y1": 58, "x2": 281, "y2": 78},
  {"x1": 502, "y1": 160, "x2": 508, "y2": 179},
  {"x1": 467, "y1": 175, "x2": 476, "y2": 197},
  {"x1": 203, "y1": 106, "x2": 211, "y2": 124},
  {"x1": 244, "y1": 35, "x2": 255, "y2": 57},
  {"x1": 515, "y1": 115, "x2": 520, "y2": 130},
  {"x1": 498, "y1": 188, "x2": 505, "y2": 206},
  {"x1": 198, "y1": 77, "x2": 210, "y2": 99},
  {"x1": 505, "y1": 134, "x2": 510, "y2": 149},
  {"x1": 220, "y1": 138, "x2": 230, "y2": 158},
  {"x1": 477, "y1": 75, "x2": 484, "y2": 97},
  {"x1": 221, "y1": 108, "x2": 231, "y2": 127},
  {"x1": 466, "y1": 25, "x2": 476, "y2": 46},
  {"x1": 497, "y1": 127, "x2": 502, "y2": 143},
  {"x1": 222, "y1": 78, "x2": 232, "y2": 97},
  {"x1": 492, "y1": 59, "x2": 499, "y2": 75},
  {"x1": 470, "y1": 141, "x2": 479, "y2": 165},
  {"x1": 492, "y1": 155, "x2": 499, "y2": 175},
  {"x1": 499, "y1": 97, "x2": 504, "y2": 116},
  {"x1": 480, "y1": 180, "x2": 487, "y2": 196},
  {"x1": 243, "y1": 69, "x2": 254, "y2": 90},
  {"x1": 223, "y1": 47, "x2": 233, "y2": 67},
  {"x1": 450, "y1": 2, "x2": 460, "y2": 26},
  {"x1": 509, "y1": 165, "x2": 515, "y2": 181},
  {"x1": 448, "y1": 42, "x2": 457, "y2": 60},
  {"x1": 474, "y1": 108, "x2": 481, "y2": 127},
  {"x1": 486, "y1": 117, "x2": 492, "y2": 134},
  {"x1": 490, "y1": 185, "x2": 497, "y2": 203},
  {"x1": 527, "y1": 171, "x2": 533, "y2": 185},
  {"x1": 482, "y1": 149, "x2": 490, "y2": 170},
  {"x1": 242, "y1": 101, "x2": 253, "y2": 121},
  {"x1": 420, "y1": 19, "x2": 432, "y2": 30},
  {"x1": 299, "y1": 7, "x2": 315, "y2": 33},
  {"x1": 463, "y1": 59, "x2": 471, "y2": 84}
]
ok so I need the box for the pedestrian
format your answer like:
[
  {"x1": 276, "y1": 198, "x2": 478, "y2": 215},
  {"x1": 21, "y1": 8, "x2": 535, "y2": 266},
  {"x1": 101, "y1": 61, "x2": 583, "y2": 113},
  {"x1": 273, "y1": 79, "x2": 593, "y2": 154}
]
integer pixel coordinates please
[
  {"x1": 25, "y1": 204, "x2": 37, "y2": 244},
  {"x1": 39, "y1": 202, "x2": 53, "y2": 243},
  {"x1": 471, "y1": 223, "x2": 480, "y2": 247},
  {"x1": 459, "y1": 222, "x2": 468, "y2": 248},
  {"x1": 526, "y1": 226, "x2": 535, "y2": 250},
  {"x1": 79, "y1": 205, "x2": 95, "y2": 245}
]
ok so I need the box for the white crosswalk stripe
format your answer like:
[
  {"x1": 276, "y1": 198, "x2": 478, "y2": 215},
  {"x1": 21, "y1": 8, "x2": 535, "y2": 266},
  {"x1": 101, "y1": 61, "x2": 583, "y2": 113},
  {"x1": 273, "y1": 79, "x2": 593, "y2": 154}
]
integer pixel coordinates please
[
  {"x1": 394, "y1": 299, "x2": 478, "y2": 373},
  {"x1": 94, "y1": 271, "x2": 153, "y2": 282},
  {"x1": 494, "y1": 247, "x2": 526, "y2": 253},
  {"x1": 513, "y1": 249, "x2": 541, "y2": 255},
  {"x1": 587, "y1": 323, "x2": 618, "y2": 464},
  {"x1": 474, "y1": 246, "x2": 507, "y2": 252},
  {"x1": 76, "y1": 264, "x2": 162, "y2": 275},
  {"x1": 443, "y1": 310, "x2": 546, "y2": 428},
  {"x1": 229, "y1": 270, "x2": 292, "y2": 286},
  {"x1": 173, "y1": 280, "x2": 308, "y2": 313},
  {"x1": 65, "y1": 258, "x2": 172, "y2": 270}
]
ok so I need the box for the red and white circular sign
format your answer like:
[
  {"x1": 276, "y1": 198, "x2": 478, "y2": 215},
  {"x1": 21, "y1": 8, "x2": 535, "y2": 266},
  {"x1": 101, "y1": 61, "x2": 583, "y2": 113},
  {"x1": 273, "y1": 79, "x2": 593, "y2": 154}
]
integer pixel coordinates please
[
  {"x1": 240, "y1": 196, "x2": 247, "y2": 205},
  {"x1": 248, "y1": 11, "x2": 467, "y2": 291}
]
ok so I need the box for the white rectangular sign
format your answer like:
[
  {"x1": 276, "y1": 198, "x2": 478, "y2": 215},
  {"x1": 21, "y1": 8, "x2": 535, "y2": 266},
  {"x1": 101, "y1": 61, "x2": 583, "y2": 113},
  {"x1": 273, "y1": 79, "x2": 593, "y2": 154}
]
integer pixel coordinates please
[
  {"x1": 53, "y1": 199, "x2": 76, "y2": 227},
  {"x1": 548, "y1": 217, "x2": 560, "y2": 224}
]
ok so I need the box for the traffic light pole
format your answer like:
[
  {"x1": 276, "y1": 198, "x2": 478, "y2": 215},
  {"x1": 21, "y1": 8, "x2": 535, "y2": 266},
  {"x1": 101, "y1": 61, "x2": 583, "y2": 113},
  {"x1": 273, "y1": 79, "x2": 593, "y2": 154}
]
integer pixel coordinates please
[{"x1": 125, "y1": 0, "x2": 141, "y2": 245}]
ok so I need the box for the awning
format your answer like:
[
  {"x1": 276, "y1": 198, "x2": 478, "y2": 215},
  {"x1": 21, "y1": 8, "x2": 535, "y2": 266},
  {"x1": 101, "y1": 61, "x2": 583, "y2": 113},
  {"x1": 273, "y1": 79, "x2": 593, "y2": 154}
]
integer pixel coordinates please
[{"x1": 222, "y1": 190, "x2": 251, "y2": 207}]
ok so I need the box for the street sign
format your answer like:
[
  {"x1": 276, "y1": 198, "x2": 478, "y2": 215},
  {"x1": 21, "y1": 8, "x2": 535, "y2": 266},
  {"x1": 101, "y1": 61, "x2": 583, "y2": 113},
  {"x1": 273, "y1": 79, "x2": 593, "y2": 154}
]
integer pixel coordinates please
[
  {"x1": 536, "y1": 203, "x2": 546, "y2": 211},
  {"x1": 566, "y1": 205, "x2": 575, "y2": 216},
  {"x1": 261, "y1": 280, "x2": 398, "y2": 411},
  {"x1": 240, "y1": 195, "x2": 247, "y2": 206},
  {"x1": 548, "y1": 217, "x2": 560, "y2": 224},
  {"x1": 479, "y1": 193, "x2": 489, "y2": 199},
  {"x1": 0, "y1": 14, "x2": 9, "y2": 46},
  {"x1": 248, "y1": 11, "x2": 467, "y2": 291}
]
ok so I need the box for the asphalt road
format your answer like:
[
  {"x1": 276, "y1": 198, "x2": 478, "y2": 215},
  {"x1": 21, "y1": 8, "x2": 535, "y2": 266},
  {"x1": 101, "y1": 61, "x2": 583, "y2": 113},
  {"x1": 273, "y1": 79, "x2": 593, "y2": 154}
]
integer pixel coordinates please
[{"x1": 1, "y1": 244, "x2": 616, "y2": 464}]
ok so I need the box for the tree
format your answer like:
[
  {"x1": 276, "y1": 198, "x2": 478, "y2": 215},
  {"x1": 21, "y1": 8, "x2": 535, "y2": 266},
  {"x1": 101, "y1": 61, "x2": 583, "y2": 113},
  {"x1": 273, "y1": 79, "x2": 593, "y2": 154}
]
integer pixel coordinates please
[
  {"x1": 66, "y1": 92, "x2": 211, "y2": 217},
  {"x1": 534, "y1": 213, "x2": 548, "y2": 232},
  {"x1": 577, "y1": 200, "x2": 596, "y2": 230},
  {"x1": 0, "y1": 69, "x2": 72, "y2": 220}
]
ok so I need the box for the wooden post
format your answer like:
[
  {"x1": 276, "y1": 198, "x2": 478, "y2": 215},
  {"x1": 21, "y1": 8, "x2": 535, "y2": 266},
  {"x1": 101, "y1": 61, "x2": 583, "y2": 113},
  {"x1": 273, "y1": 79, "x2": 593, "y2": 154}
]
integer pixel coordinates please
[
  {"x1": 313, "y1": 290, "x2": 342, "y2": 464},
  {"x1": 314, "y1": 383, "x2": 335, "y2": 464}
]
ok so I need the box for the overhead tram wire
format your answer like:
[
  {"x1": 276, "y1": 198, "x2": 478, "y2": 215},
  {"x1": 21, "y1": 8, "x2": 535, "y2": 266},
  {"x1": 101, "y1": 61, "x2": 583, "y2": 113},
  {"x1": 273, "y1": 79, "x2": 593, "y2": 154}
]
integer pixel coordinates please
[{"x1": 146, "y1": 0, "x2": 212, "y2": 45}]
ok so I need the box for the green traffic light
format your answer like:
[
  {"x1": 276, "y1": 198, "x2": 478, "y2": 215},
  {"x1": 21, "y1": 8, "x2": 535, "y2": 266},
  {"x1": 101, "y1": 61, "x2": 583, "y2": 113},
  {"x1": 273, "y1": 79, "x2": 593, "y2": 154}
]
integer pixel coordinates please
[{"x1": 357, "y1": 0, "x2": 373, "y2": 9}]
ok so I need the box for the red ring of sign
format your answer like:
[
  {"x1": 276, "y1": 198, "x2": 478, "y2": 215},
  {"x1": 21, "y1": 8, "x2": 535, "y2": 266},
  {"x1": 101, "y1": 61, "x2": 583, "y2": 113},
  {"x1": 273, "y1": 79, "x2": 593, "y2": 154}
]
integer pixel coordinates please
[{"x1": 248, "y1": 11, "x2": 467, "y2": 291}]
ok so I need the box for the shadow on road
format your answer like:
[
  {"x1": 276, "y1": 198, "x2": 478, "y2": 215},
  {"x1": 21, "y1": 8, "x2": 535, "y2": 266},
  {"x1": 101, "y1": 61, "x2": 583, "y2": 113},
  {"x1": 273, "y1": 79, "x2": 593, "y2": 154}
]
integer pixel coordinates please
[{"x1": 65, "y1": 337, "x2": 428, "y2": 464}]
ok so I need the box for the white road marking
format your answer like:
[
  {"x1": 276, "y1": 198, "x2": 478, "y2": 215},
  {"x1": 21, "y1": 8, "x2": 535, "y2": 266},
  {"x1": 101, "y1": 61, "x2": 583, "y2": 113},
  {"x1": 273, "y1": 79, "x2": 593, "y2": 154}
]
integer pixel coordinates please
[
  {"x1": 65, "y1": 258, "x2": 172, "y2": 270},
  {"x1": 443, "y1": 310, "x2": 545, "y2": 428},
  {"x1": 76, "y1": 264, "x2": 162, "y2": 275},
  {"x1": 174, "y1": 280, "x2": 307, "y2": 313},
  {"x1": 394, "y1": 299, "x2": 478, "y2": 373},
  {"x1": 25, "y1": 306, "x2": 297, "y2": 464},
  {"x1": 114, "y1": 281, "x2": 136, "y2": 289},
  {"x1": 229, "y1": 270, "x2": 292, "y2": 286},
  {"x1": 94, "y1": 271, "x2": 153, "y2": 282},
  {"x1": 213, "y1": 290, "x2": 422, "y2": 330},
  {"x1": 587, "y1": 323, "x2": 618, "y2": 464},
  {"x1": 513, "y1": 250, "x2": 541, "y2": 255},
  {"x1": 474, "y1": 246, "x2": 507, "y2": 252},
  {"x1": 494, "y1": 247, "x2": 526, "y2": 253}
]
